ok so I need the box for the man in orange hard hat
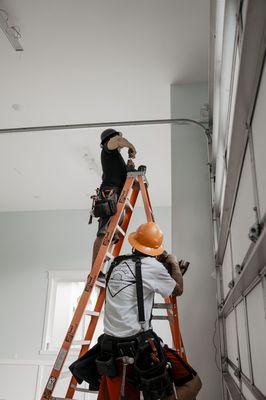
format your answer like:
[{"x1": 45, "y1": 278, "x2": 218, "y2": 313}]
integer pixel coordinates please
[{"x1": 96, "y1": 221, "x2": 202, "y2": 400}]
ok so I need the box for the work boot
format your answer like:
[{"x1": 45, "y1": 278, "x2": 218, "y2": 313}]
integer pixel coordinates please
[
  {"x1": 112, "y1": 233, "x2": 120, "y2": 244},
  {"x1": 97, "y1": 271, "x2": 106, "y2": 283}
]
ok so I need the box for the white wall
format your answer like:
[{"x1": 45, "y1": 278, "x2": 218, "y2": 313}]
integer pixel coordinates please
[
  {"x1": 0, "y1": 205, "x2": 171, "y2": 399},
  {"x1": 171, "y1": 83, "x2": 222, "y2": 400}
]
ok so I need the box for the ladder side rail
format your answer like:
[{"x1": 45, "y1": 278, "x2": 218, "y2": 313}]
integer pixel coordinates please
[
  {"x1": 66, "y1": 182, "x2": 140, "y2": 398},
  {"x1": 65, "y1": 287, "x2": 106, "y2": 398},
  {"x1": 144, "y1": 179, "x2": 154, "y2": 218},
  {"x1": 113, "y1": 182, "x2": 140, "y2": 257},
  {"x1": 165, "y1": 296, "x2": 184, "y2": 358},
  {"x1": 138, "y1": 176, "x2": 154, "y2": 222},
  {"x1": 41, "y1": 177, "x2": 135, "y2": 400},
  {"x1": 180, "y1": 335, "x2": 188, "y2": 363}
]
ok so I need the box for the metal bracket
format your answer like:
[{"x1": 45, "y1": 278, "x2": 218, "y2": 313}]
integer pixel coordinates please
[
  {"x1": 248, "y1": 222, "x2": 262, "y2": 243},
  {"x1": 235, "y1": 264, "x2": 242, "y2": 275},
  {"x1": 218, "y1": 300, "x2": 225, "y2": 311},
  {"x1": 234, "y1": 367, "x2": 241, "y2": 380},
  {"x1": 221, "y1": 356, "x2": 228, "y2": 372},
  {"x1": 228, "y1": 279, "x2": 235, "y2": 290}
]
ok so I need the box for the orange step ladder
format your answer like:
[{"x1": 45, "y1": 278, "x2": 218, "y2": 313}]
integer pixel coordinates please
[{"x1": 41, "y1": 169, "x2": 186, "y2": 400}]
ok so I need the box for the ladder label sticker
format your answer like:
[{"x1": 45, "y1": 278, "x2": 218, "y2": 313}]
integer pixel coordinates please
[
  {"x1": 103, "y1": 232, "x2": 111, "y2": 246},
  {"x1": 47, "y1": 376, "x2": 57, "y2": 391},
  {"x1": 85, "y1": 275, "x2": 96, "y2": 292},
  {"x1": 42, "y1": 388, "x2": 51, "y2": 399},
  {"x1": 65, "y1": 324, "x2": 77, "y2": 343},
  {"x1": 54, "y1": 348, "x2": 68, "y2": 371},
  {"x1": 119, "y1": 190, "x2": 127, "y2": 203}
]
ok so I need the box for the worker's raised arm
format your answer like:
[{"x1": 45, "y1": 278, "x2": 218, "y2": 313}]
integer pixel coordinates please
[
  {"x1": 157, "y1": 253, "x2": 184, "y2": 296},
  {"x1": 169, "y1": 256, "x2": 184, "y2": 296},
  {"x1": 107, "y1": 136, "x2": 137, "y2": 158}
]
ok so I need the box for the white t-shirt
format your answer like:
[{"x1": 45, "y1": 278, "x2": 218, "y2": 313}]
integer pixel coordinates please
[{"x1": 103, "y1": 256, "x2": 176, "y2": 337}]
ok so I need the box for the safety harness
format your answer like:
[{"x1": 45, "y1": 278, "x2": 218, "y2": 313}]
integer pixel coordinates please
[{"x1": 96, "y1": 255, "x2": 176, "y2": 400}]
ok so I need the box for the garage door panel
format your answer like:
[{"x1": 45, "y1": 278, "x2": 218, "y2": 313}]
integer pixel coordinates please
[
  {"x1": 235, "y1": 300, "x2": 250, "y2": 378},
  {"x1": 246, "y1": 281, "x2": 266, "y2": 395},
  {"x1": 230, "y1": 147, "x2": 256, "y2": 268},
  {"x1": 222, "y1": 236, "x2": 233, "y2": 298},
  {"x1": 252, "y1": 63, "x2": 266, "y2": 219},
  {"x1": 225, "y1": 310, "x2": 238, "y2": 366}
]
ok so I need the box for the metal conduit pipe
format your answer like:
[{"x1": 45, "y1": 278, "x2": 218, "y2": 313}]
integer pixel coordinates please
[{"x1": 0, "y1": 118, "x2": 211, "y2": 144}]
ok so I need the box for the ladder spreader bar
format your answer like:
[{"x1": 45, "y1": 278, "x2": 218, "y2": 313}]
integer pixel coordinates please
[
  {"x1": 72, "y1": 340, "x2": 91, "y2": 346},
  {"x1": 153, "y1": 303, "x2": 173, "y2": 309}
]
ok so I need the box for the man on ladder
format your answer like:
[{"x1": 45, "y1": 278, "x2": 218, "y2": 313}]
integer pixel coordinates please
[
  {"x1": 72, "y1": 221, "x2": 202, "y2": 399},
  {"x1": 91, "y1": 128, "x2": 137, "y2": 278}
]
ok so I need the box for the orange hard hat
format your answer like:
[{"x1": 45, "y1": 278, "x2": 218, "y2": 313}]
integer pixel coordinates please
[{"x1": 128, "y1": 222, "x2": 164, "y2": 256}]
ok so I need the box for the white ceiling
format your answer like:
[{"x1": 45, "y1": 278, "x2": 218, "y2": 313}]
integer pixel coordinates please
[{"x1": 0, "y1": 0, "x2": 209, "y2": 211}]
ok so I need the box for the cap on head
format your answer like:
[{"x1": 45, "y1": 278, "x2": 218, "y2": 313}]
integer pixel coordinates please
[
  {"x1": 128, "y1": 222, "x2": 164, "y2": 256},
  {"x1": 101, "y1": 128, "x2": 120, "y2": 145}
]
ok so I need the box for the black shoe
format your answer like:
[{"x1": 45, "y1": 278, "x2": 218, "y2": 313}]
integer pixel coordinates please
[
  {"x1": 127, "y1": 164, "x2": 138, "y2": 172},
  {"x1": 112, "y1": 233, "x2": 120, "y2": 244},
  {"x1": 98, "y1": 271, "x2": 106, "y2": 283}
]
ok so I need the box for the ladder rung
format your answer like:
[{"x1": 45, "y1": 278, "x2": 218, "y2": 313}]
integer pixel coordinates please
[
  {"x1": 125, "y1": 199, "x2": 134, "y2": 211},
  {"x1": 127, "y1": 170, "x2": 146, "y2": 177},
  {"x1": 116, "y1": 225, "x2": 126, "y2": 236},
  {"x1": 72, "y1": 340, "x2": 91, "y2": 346},
  {"x1": 71, "y1": 384, "x2": 98, "y2": 393},
  {"x1": 153, "y1": 303, "x2": 172, "y2": 310},
  {"x1": 52, "y1": 398, "x2": 78, "y2": 400},
  {"x1": 84, "y1": 310, "x2": 100, "y2": 317},
  {"x1": 152, "y1": 316, "x2": 173, "y2": 321},
  {"x1": 96, "y1": 280, "x2": 106, "y2": 288},
  {"x1": 106, "y1": 251, "x2": 114, "y2": 260}
]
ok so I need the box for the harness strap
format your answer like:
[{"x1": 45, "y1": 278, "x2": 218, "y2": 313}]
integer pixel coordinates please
[
  {"x1": 106, "y1": 255, "x2": 136, "y2": 286},
  {"x1": 135, "y1": 257, "x2": 145, "y2": 328}
]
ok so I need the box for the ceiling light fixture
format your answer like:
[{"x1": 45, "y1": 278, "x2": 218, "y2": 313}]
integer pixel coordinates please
[{"x1": 0, "y1": 9, "x2": 23, "y2": 51}]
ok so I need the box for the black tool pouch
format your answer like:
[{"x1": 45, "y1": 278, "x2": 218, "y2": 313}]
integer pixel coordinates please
[
  {"x1": 134, "y1": 331, "x2": 174, "y2": 399},
  {"x1": 95, "y1": 356, "x2": 117, "y2": 377},
  {"x1": 93, "y1": 191, "x2": 118, "y2": 218},
  {"x1": 140, "y1": 370, "x2": 173, "y2": 400},
  {"x1": 68, "y1": 343, "x2": 100, "y2": 388}
]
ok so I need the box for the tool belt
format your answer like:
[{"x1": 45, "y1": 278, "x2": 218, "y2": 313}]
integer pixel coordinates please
[
  {"x1": 89, "y1": 187, "x2": 120, "y2": 222},
  {"x1": 96, "y1": 330, "x2": 173, "y2": 399}
]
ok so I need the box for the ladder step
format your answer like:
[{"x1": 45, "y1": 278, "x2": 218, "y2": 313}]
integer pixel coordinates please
[
  {"x1": 127, "y1": 170, "x2": 146, "y2": 177},
  {"x1": 96, "y1": 280, "x2": 106, "y2": 288},
  {"x1": 106, "y1": 251, "x2": 114, "y2": 260},
  {"x1": 116, "y1": 225, "x2": 126, "y2": 236},
  {"x1": 153, "y1": 303, "x2": 172, "y2": 310},
  {"x1": 152, "y1": 315, "x2": 173, "y2": 321},
  {"x1": 71, "y1": 384, "x2": 98, "y2": 393},
  {"x1": 84, "y1": 310, "x2": 101, "y2": 317},
  {"x1": 125, "y1": 199, "x2": 134, "y2": 211},
  {"x1": 52, "y1": 398, "x2": 78, "y2": 400},
  {"x1": 72, "y1": 340, "x2": 91, "y2": 346}
]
